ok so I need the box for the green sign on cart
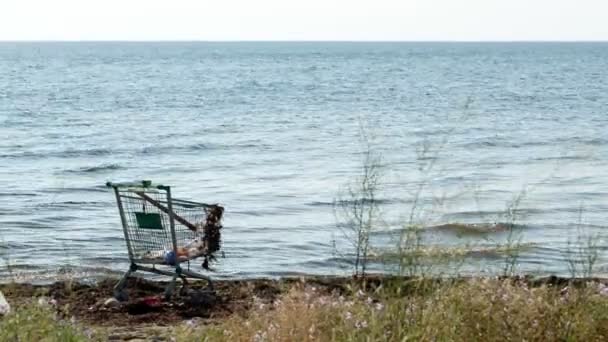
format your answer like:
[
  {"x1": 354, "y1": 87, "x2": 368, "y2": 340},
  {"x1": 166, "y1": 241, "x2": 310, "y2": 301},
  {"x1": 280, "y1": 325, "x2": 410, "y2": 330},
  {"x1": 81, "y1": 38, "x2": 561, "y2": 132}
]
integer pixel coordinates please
[{"x1": 135, "y1": 212, "x2": 164, "y2": 230}]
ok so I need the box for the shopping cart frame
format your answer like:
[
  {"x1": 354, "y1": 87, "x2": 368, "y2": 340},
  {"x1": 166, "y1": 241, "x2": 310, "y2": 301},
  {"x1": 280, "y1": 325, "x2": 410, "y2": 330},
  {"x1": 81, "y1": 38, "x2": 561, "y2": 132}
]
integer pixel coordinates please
[{"x1": 106, "y1": 180, "x2": 222, "y2": 300}]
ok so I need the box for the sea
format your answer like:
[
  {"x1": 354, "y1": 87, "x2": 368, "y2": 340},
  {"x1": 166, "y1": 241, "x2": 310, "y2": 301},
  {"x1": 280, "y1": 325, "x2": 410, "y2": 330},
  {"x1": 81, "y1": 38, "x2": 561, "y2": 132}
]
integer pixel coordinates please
[{"x1": 0, "y1": 42, "x2": 607, "y2": 282}]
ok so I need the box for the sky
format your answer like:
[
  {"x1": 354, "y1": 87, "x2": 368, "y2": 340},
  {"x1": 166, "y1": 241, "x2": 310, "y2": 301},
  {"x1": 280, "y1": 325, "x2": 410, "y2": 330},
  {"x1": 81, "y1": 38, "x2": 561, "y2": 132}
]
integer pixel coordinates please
[{"x1": 1, "y1": 0, "x2": 607, "y2": 41}]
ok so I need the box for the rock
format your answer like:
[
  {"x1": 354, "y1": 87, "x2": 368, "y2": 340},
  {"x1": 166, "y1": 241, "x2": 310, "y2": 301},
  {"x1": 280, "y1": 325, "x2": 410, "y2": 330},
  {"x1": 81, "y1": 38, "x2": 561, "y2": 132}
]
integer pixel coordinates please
[
  {"x1": 89, "y1": 297, "x2": 121, "y2": 312},
  {"x1": 184, "y1": 317, "x2": 204, "y2": 328},
  {"x1": 103, "y1": 297, "x2": 121, "y2": 309},
  {"x1": 0, "y1": 291, "x2": 10, "y2": 316},
  {"x1": 37, "y1": 296, "x2": 58, "y2": 307}
]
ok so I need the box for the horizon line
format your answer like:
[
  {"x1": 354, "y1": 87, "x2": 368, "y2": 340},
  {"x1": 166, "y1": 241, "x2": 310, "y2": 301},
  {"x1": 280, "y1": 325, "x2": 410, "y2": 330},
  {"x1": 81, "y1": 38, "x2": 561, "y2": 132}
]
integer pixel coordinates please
[{"x1": 1, "y1": 39, "x2": 608, "y2": 43}]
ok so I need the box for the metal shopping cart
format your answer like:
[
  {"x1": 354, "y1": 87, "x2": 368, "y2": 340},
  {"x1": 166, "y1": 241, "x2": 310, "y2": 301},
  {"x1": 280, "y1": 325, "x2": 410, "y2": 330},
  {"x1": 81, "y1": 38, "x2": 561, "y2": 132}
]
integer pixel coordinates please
[{"x1": 106, "y1": 180, "x2": 224, "y2": 300}]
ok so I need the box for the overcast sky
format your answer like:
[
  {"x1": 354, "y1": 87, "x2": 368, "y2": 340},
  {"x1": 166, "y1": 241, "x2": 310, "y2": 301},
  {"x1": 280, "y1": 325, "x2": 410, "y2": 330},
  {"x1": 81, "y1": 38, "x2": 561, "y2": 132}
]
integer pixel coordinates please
[{"x1": 1, "y1": 0, "x2": 607, "y2": 41}]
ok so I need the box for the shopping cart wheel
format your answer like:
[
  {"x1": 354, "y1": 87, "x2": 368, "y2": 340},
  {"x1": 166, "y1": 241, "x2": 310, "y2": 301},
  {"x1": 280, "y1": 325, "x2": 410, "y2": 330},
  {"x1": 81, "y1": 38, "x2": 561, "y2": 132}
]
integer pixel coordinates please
[
  {"x1": 204, "y1": 282, "x2": 214, "y2": 294},
  {"x1": 164, "y1": 280, "x2": 177, "y2": 301},
  {"x1": 185, "y1": 288, "x2": 216, "y2": 307},
  {"x1": 176, "y1": 274, "x2": 188, "y2": 296},
  {"x1": 114, "y1": 289, "x2": 129, "y2": 302}
]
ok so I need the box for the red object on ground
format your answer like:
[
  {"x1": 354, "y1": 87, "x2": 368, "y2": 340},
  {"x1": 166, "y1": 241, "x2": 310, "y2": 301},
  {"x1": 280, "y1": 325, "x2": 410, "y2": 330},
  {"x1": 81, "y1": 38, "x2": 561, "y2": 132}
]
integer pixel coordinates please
[{"x1": 141, "y1": 296, "x2": 162, "y2": 307}]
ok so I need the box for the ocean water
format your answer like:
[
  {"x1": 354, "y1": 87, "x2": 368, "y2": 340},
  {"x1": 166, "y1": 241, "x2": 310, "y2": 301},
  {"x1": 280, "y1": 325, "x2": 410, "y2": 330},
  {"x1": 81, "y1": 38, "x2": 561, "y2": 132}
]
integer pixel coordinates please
[{"x1": 0, "y1": 42, "x2": 607, "y2": 282}]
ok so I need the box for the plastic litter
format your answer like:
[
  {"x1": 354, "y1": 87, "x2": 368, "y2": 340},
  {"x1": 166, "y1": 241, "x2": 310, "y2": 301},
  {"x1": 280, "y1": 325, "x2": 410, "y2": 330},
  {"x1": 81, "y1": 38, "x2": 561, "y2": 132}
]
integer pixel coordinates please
[
  {"x1": 163, "y1": 250, "x2": 177, "y2": 265},
  {"x1": 125, "y1": 296, "x2": 163, "y2": 315},
  {"x1": 141, "y1": 296, "x2": 162, "y2": 307},
  {"x1": 37, "y1": 296, "x2": 57, "y2": 307}
]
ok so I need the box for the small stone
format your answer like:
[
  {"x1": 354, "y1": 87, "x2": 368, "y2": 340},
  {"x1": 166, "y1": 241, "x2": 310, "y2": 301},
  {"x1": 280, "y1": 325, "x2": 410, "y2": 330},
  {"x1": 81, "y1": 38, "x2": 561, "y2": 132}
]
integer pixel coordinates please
[
  {"x1": 185, "y1": 317, "x2": 203, "y2": 328},
  {"x1": 0, "y1": 291, "x2": 10, "y2": 316},
  {"x1": 37, "y1": 296, "x2": 57, "y2": 307},
  {"x1": 103, "y1": 297, "x2": 121, "y2": 309}
]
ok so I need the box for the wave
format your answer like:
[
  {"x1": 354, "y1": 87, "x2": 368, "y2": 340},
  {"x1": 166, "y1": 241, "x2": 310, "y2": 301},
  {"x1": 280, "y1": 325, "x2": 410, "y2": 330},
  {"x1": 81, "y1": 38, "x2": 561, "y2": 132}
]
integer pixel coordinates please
[
  {"x1": 0, "y1": 266, "x2": 125, "y2": 285},
  {"x1": 461, "y1": 136, "x2": 607, "y2": 150},
  {"x1": 39, "y1": 185, "x2": 108, "y2": 194},
  {"x1": 63, "y1": 163, "x2": 124, "y2": 174},
  {"x1": 429, "y1": 222, "x2": 526, "y2": 235},
  {"x1": 532, "y1": 155, "x2": 590, "y2": 162},
  {"x1": 556, "y1": 136, "x2": 608, "y2": 146},
  {"x1": 0, "y1": 148, "x2": 115, "y2": 159},
  {"x1": 370, "y1": 243, "x2": 537, "y2": 261},
  {"x1": 137, "y1": 141, "x2": 270, "y2": 155},
  {"x1": 586, "y1": 138, "x2": 608, "y2": 146},
  {"x1": 1, "y1": 141, "x2": 269, "y2": 159},
  {"x1": 33, "y1": 200, "x2": 107, "y2": 209},
  {"x1": 462, "y1": 140, "x2": 551, "y2": 149},
  {"x1": 51, "y1": 147, "x2": 115, "y2": 157},
  {"x1": 138, "y1": 142, "x2": 212, "y2": 155},
  {"x1": 0, "y1": 192, "x2": 37, "y2": 197},
  {"x1": 443, "y1": 207, "x2": 554, "y2": 219},
  {"x1": 310, "y1": 198, "x2": 396, "y2": 207}
]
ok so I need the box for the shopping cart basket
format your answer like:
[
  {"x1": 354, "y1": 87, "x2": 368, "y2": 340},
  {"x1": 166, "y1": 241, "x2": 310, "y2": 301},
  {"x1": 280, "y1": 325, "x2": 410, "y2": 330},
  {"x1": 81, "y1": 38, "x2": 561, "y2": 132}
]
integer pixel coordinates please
[{"x1": 106, "y1": 180, "x2": 224, "y2": 300}]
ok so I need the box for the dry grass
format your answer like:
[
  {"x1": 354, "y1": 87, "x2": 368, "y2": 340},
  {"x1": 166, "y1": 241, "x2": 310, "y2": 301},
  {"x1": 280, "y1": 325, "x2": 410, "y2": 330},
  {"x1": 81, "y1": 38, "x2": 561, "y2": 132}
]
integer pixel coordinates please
[{"x1": 173, "y1": 278, "x2": 608, "y2": 342}]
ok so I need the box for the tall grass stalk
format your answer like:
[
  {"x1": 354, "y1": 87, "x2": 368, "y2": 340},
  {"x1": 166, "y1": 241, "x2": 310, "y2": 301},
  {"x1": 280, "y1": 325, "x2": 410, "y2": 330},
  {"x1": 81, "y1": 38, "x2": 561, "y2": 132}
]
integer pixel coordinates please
[
  {"x1": 499, "y1": 188, "x2": 527, "y2": 277},
  {"x1": 396, "y1": 100, "x2": 472, "y2": 278},
  {"x1": 334, "y1": 119, "x2": 382, "y2": 277},
  {"x1": 564, "y1": 204, "x2": 601, "y2": 278}
]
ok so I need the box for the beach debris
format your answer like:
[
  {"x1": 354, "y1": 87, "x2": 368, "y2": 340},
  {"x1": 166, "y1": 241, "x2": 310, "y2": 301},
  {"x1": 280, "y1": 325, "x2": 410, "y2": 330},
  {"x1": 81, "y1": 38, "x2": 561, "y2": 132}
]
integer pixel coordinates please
[
  {"x1": 141, "y1": 295, "x2": 162, "y2": 307},
  {"x1": 88, "y1": 297, "x2": 122, "y2": 312},
  {"x1": 163, "y1": 250, "x2": 178, "y2": 265},
  {"x1": 103, "y1": 297, "x2": 121, "y2": 309},
  {"x1": 185, "y1": 317, "x2": 204, "y2": 328},
  {"x1": 184, "y1": 289, "x2": 216, "y2": 308},
  {"x1": 126, "y1": 295, "x2": 163, "y2": 315},
  {"x1": 0, "y1": 290, "x2": 10, "y2": 316},
  {"x1": 125, "y1": 203, "x2": 224, "y2": 269},
  {"x1": 37, "y1": 296, "x2": 58, "y2": 307},
  {"x1": 203, "y1": 205, "x2": 224, "y2": 254},
  {"x1": 201, "y1": 205, "x2": 224, "y2": 270},
  {"x1": 189, "y1": 204, "x2": 224, "y2": 269}
]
